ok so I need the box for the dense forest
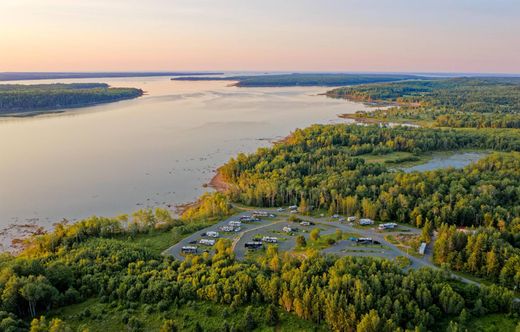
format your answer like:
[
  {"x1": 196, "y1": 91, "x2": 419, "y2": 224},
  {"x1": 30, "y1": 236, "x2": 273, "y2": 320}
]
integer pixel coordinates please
[
  {"x1": 0, "y1": 83, "x2": 143, "y2": 115},
  {"x1": 434, "y1": 225, "x2": 520, "y2": 290},
  {"x1": 0, "y1": 210, "x2": 516, "y2": 331},
  {"x1": 173, "y1": 73, "x2": 426, "y2": 87},
  {"x1": 220, "y1": 125, "x2": 520, "y2": 229},
  {"x1": 217, "y1": 124, "x2": 520, "y2": 289},
  {"x1": 327, "y1": 78, "x2": 520, "y2": 128}
]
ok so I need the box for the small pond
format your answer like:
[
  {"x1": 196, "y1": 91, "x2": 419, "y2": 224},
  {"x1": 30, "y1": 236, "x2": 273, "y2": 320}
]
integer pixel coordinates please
[{"x1": 402, "y1": 152, "x2": 488, "y2": 173}]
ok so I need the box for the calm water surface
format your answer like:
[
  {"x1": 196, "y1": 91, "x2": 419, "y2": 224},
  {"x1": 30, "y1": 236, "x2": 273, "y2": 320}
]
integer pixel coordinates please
[
  {"x1": 403, "y1": 152, "x2": 487, "y2": 173},
  {"x1": 0, "y1": 76, "x2": 369, "y2": 247}
]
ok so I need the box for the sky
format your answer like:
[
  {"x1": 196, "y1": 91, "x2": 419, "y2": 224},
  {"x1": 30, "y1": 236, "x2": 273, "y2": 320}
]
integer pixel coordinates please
[{"x1": 0, "y1": 0, "x2": 519, "y2": 73}]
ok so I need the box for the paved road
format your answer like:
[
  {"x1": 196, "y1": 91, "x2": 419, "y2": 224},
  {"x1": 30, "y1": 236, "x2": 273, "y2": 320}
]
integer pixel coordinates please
[
  {"x1": 162, "y1": 209, "x2": 484, "y2": 289},
  {"x1": 162, "y1": 209, "x2": 284, "y2": 260}
]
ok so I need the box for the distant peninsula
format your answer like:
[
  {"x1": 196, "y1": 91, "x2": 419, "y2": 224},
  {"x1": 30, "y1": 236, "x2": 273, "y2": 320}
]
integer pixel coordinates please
[
  {"x1": 0, "y1": 83, "x2": 143, "y2": 116},
  {"x1": 0, "y1": 72, "x2": 223, "y2": 82},
  {"x1": 172, "y1": 73, "x2": 428, "y2": 87}
]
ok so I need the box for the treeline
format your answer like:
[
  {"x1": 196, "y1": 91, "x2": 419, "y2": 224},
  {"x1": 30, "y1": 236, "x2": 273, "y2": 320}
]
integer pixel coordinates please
[
  {"x1": 220, "y1": 125, "x2": 520, "y2": 234},
  {"x1": 327, "y1": 77, "x2": 520, "y2": 128},
  {"x1": 22, "y1": 207, "x2": 178, "y2": 256},
  {"x1": 350, "y1": 106, "x2": 520, "y2": 129},
  {"x1": 0, "y1": 83, "x2": 143, "y2": 114},
  {"x1": 173, "y1": 73, "x2": 426, "y2": 87},
  {"x1": 434, "y1": 225, "x2": 520, "y2": 290},
  {"x1": 0, "y1": 232, "x2": 515, "y2": 331},
  {"x1": 180, "y1": 192, "x2": 233, "y2": 222},
  {"x1": 22, "y1": 192, "x2": 231, "y2": 257}
]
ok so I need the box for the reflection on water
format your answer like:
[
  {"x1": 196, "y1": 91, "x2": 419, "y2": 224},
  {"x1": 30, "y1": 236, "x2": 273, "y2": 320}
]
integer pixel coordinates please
[
  {"x1": 0, "y1": 76, "x2": 369, "y2": 246},
  {"x1": 402, "y1": 152, "x2": 487, "y2": 173}
]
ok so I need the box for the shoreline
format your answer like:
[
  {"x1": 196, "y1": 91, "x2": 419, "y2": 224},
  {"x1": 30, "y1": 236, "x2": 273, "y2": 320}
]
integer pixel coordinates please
[
  {"x1": 0, "y1": 91, "x2": 145, "y2": 118},
  {"x1": 208, "y1": 169, "x2": 230, "y2": 193}
]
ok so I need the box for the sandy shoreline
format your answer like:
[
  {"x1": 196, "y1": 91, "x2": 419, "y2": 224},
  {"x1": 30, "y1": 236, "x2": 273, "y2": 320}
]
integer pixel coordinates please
[{"x1": 208, "y1": 169, "x2": 230, "y2": 193}]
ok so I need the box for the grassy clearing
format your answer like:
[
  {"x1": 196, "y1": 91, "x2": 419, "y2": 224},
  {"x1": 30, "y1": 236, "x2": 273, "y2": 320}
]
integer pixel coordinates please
[
  {"x1": 384, "y1": 234, "x2": 424, "y2": 258},
  {"x1": 465, "y1": 313, "x2": 519, "y2": 332},
  {"x1": 48, "y1": 298, "x2": 321, "y2": 332},
  {"x1": 295, "y1": 231, "x2": 360, "y2": 251},
  {"x1": 360, "y1": 151, "x2": 423, "y2": 164}
]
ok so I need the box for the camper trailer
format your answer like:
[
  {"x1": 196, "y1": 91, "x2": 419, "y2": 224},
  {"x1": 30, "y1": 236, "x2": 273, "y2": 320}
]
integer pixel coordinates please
[
  {"x1": 282, "y1": 226, "x2": 293, "y2": 233},
  {"x1": 378, "y1": 223, "x2": 398, "y2": 230},
  {"x1": 181, "y1": 246, "x2": 198, "y2": 254},
  {"x1": 262, "y1": 236, "x2": 278, "y2": 243},
  {"x1": 199, "y1": 239, "x2": 215, "y2": 246},
  {"x1": 244, "y1": 241, "x2": 263, "y2": 249},
  {"x1": 229, "y1": 221, "x2": 242, "y2": 227},
  {"x1": 219, "y1": 226, "x2": 235, "y2": 232},
  {"x1": 347, "y1": 216, "x2": 357, "y2": 222},
  {"x1": 359, "y1": 218, "x2": 374, "y2": 226},
  {"x1": 206, "y1": 231, "x2": 220, "y2": 238}
]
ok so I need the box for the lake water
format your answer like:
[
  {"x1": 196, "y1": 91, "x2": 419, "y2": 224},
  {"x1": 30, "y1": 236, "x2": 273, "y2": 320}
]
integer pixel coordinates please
[
  {"x1": 0, "y1": 76, "x2": 369, "y2": 249},
  {"x1": 402, "y1": 152, "x2": 487, "y2": 173}
]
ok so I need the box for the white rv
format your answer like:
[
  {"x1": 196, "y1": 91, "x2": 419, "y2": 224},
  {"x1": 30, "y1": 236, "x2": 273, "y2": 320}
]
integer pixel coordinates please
[
  {"x1": 206, "y1": 231, "x2": 220, "y2": 238},
  {"x1": 181, "y1": 246, "x2": 198, "y2": 254},
  {"x1": 359, "y1": 218, "x2": 374, "y2": 225},
  {"x1": 262, "y1": 236, "x2": 278, "y2": 243},
  {"x1": 378, "y1": 222, "x2": 398, "y2": 230},
  {"x1": 199, "y1": 239, "x2": 215, "y2": 246}
]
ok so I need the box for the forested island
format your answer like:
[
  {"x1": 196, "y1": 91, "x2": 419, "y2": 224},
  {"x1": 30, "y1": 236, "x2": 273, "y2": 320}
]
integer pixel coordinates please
[
  {"x1": 173, "y1": 73, "x2": 427, "y2": 87},
  {"x1": 327, "y1": 77, "x2": 520, "y2": 128},
  {"x1": 0, "y1": 83, "x2": 143, "y2": 116}
]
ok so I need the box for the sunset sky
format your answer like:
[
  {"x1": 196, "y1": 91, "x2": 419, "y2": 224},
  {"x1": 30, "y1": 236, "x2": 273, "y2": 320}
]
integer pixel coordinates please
[{"x1": 1, "y1": 0, "x2": 519, "y2": 73}]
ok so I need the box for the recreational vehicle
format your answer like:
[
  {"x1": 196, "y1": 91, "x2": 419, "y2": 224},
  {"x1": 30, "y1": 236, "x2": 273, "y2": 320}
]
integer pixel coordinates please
[
  {"x1": 199, "y1": 239, "x2": 215, "y2": 246},
  {"x1": 359, "y1": 218, "x2": 374, "y2": 225},
  {"x1": 181, "y1": 246, "x2": 198, "y2": 254},
  {"x1": 262, "y1": 236, "x2": 278, "y2": 243}
]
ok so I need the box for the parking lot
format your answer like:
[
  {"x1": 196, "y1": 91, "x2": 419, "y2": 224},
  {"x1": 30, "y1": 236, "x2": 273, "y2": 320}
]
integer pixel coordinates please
[{"x1": 163, "y1": 207, "x2": 430, "y2": 269}]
